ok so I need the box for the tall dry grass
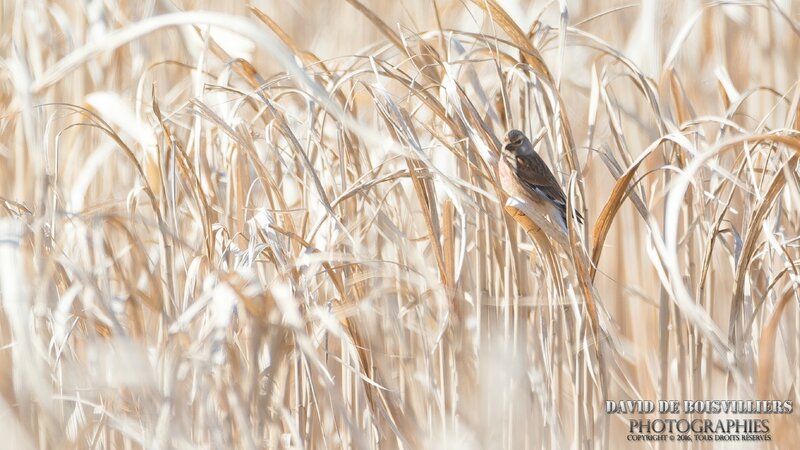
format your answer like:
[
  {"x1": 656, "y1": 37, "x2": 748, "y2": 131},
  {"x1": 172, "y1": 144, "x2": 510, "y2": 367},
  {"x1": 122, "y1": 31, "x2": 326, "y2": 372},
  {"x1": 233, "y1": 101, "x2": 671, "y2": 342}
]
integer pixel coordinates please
[{"x1": 1, "y1": 0, "x2": 799, "y2": 448}]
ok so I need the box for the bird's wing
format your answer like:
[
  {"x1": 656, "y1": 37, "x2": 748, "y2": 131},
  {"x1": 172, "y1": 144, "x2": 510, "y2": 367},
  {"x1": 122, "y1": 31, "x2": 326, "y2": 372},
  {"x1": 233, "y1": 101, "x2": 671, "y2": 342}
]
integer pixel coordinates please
[
  {"x1": 513, "y1": 152, "x2": 567, "y2": 204},
  {"x1": 513, "y1": 152, "x2": 584, "y2": 223}
]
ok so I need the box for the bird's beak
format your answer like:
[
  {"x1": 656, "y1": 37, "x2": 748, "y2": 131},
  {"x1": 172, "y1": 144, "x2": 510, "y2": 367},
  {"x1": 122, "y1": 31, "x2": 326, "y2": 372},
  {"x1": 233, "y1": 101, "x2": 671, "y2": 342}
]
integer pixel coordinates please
[{"x1": 501, "y1": 137, "x2": 512, "y2": 152}]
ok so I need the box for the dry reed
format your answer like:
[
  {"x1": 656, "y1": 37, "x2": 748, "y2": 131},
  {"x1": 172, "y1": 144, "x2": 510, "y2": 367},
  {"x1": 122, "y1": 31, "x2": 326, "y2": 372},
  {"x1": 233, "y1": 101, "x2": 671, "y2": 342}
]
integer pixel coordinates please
[{"x1": 1, "y1": 0, "x2": 799, "y2": 448}]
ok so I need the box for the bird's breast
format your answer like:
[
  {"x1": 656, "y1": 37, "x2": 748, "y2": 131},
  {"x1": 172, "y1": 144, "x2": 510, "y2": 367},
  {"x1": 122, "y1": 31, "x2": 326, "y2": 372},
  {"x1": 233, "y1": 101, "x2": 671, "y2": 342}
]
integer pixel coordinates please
[
  {"x1": 498, "y1": 157, "x2": 526, "y2": 199},
  {"x1": 498, "y1": 157, "x2": 515, "y2": 188}
]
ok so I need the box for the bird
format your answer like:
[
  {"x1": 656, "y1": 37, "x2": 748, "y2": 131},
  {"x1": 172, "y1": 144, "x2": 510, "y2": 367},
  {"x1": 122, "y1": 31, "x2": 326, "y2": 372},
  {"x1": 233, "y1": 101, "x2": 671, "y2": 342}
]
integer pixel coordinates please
[{"x1": 498, "y1": 129, "x2": 584, "y2": 230}]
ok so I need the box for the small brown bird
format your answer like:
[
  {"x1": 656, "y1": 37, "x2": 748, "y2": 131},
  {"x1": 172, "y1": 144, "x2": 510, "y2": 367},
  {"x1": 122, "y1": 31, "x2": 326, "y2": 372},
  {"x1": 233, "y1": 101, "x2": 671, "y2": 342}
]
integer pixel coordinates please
[{"x1": 498, "y1": 129, "x2": 583, "y2": 229}]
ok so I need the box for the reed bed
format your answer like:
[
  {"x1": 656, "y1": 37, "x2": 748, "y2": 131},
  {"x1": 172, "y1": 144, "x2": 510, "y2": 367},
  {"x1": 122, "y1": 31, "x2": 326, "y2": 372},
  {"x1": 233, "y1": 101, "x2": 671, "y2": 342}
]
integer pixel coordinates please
[{"x1": 1, "y1": 0, "x2": 799, "y2": 448}]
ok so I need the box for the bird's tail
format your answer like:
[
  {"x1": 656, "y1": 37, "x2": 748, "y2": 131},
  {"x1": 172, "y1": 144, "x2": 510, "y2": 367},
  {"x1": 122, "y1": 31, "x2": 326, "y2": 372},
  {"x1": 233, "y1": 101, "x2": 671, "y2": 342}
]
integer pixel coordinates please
[{"x1": 558, "y1": 206, "x2": 584, "y2": 228}]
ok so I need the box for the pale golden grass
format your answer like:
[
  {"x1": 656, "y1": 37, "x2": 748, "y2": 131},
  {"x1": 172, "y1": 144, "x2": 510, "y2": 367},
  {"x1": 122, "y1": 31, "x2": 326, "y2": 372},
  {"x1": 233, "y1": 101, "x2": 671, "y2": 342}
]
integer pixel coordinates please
[{"x1": 1, "y1": 0, "x2": 799, "y2": 448}]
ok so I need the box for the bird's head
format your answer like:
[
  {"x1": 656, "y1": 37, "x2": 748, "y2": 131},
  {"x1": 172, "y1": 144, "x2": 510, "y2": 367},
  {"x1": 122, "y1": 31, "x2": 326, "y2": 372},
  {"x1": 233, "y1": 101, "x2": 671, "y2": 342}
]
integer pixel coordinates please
[{"x1": 502, "y1": 129, "x2": 528, "y2": 156}]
